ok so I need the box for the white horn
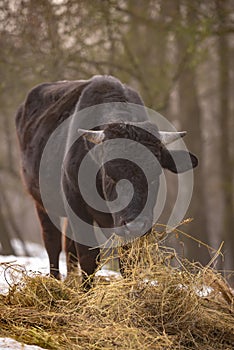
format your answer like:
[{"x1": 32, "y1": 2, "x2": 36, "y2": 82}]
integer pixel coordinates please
[
  {"x1": 159, "y1": 131, "x2": 187, "y2": 145},
  {"x1": 78, "y1": 129, "x2": 105, "y2": 144}
]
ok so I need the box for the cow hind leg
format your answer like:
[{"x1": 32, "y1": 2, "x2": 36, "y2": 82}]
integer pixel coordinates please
[
  {"x1": 64, "y1": 224, "x2": 79, "y2": 275},
  {"x1": 36, "y1": 204, "x2": 62, "y2": 279}
]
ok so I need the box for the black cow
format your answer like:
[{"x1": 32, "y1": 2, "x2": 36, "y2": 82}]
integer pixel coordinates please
[{"x1": 15, "y1": 75, "x2": 198, "y2": 286}]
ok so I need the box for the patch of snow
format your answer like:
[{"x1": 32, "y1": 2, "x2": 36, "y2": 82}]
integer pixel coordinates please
[
  {"x1": 0, "y1": 338, "x2": 45, "y2": 349},
  {"x1": 96, "y1": 268, "x2": 121, "y2": 281},
  {"x1": 0, "y1": 244, "x2": 64, "y2": 350},
  {"x1": 0, "y1": 242, "x2": 67, "y2": 294},
  {"x1": 142, "y1": 280, "x2": 213, "y2": 296},
  {"x1": 143, "y1": 278, "x2": 158, "y2": 286},
  {"x1": 177, "y1": 283, "x2": 213, "y2": 297},
  {"x1": 195, "y1": 285, "x2": 213, "y2": 297},
  {"x1": 0, "y1": 242, "x2": 120, "y2": 294}
]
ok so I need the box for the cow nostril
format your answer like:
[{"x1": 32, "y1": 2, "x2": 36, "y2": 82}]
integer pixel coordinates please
[{"x1": 125, "y1": 220, "x2": 146, "y2": 233}]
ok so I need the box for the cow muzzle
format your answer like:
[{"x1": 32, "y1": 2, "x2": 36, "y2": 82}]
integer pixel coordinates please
[{"x1": 114, "y1": 217, "x2": 151, "y2": 239}]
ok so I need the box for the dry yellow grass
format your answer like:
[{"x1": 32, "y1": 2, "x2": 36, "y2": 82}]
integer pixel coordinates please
[{"x1": 0, "y1": 233, "x2": 233, "y2": 350}]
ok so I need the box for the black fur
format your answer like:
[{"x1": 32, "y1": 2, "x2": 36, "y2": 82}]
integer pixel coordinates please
[{"x1": 15, "y1": 75, "x2": 198, "y2": 285}]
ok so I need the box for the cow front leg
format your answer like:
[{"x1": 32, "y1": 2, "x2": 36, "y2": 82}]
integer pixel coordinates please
[
  {"x1": 76, "y1": 243, "x2": 100, "y2": 290},
  {"x1": 36, "y1": 204, "x2": 62, "y2": 279}
]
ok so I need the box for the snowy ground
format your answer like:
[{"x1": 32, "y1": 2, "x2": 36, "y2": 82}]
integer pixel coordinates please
[
  {"x1": 0, "y1": 240, "x2": 214, "y2": 349},
  {"x1": 0, "y1": 241, "x2": 52, "y2": 349},
  {"x1": 0, "y1": 241, "x2": 53, "y2": 295},
  {"x1": 0, "y1": 240, "x2": 119, "y2": 349},
  {"x1": 0, "y1": 240, "x2": 120, "y2": 294},
  {"x1": 0, "y1": 338, "x2": 45, "y2": 350}
]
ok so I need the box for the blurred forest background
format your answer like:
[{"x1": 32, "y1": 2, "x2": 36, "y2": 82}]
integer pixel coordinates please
[{"x1": 0, "y1": 0, "x2": 233, "y2": 282}]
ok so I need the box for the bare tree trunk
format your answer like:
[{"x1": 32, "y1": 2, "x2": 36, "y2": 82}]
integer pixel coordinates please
[
  {"x1": 178, "y1": 68, "x2": 209, "y2": 264},
  {"x1": 0, "y1": 179, "x2": 30, "y2": 256},
  {"x1": 1, "y1": 109, "x2": 30, "y2": 256},
  {"x1": 216, "y1": 0, "x2": 234, "y2": 274},
  {"x1": 0, "y1": 201, "x2": 15, "y2": 255},
  {"x1": 177, "y1": 1, "x2": 209, "y2": 265}
]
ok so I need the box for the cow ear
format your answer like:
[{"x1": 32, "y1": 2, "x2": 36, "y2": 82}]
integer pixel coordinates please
[
  {"x1": 78, "y1": 129, "x2": 105, "y2": 144},
  {"x1": 161, "y1": 149, "x2": 198, "y2": 173}
]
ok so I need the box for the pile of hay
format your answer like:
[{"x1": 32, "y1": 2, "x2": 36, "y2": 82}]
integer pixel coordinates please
[{"x1": 0, "y1": 234, "x2": 233, "y2": 350}]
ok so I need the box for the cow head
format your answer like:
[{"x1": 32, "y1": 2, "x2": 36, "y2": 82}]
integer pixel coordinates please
[{"x1": 79, "y1": 122, "x2": 198, "y2": 238}]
